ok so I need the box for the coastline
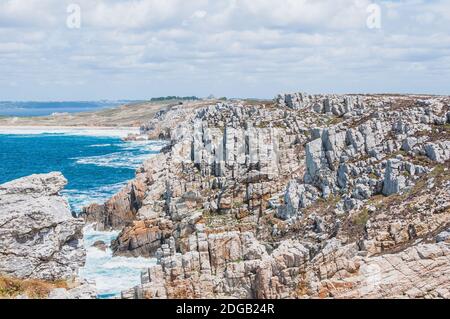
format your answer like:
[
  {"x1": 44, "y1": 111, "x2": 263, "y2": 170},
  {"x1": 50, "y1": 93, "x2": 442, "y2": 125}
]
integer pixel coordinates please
[
  {"x1": 86, "y1": 94, "x2": 450, "y2": 299},
  {"x1": 0, "y1": 128, "x2": 162, "y2": 297},
  {"x1": 0, "y1": 125, "x2": 140, "y2": 138}
]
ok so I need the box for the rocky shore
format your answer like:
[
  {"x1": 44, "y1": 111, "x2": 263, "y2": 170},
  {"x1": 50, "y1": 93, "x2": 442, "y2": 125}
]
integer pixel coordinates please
[
  {"x1": 81, "y1": 92, "x2": 450, "y2": 299},
  {"x1": 0, "y1": 173, "x2": 95, "y2": 299},
  {"x1": 2, "y1": 91, "x2": 448, "y2": 299}
]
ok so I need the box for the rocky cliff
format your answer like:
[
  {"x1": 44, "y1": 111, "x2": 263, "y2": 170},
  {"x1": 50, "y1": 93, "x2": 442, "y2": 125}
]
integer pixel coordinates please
[
  {"x1": 0, "y1": 173, "x2": 86, "y2": 281},
  {"x1": 83, "y1": 92, "x2": 450, "y2": 299}
]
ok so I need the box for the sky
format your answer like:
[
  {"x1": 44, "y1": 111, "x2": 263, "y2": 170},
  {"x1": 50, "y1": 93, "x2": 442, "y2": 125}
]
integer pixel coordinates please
[{"x1": 0, "y1": 0, "x2": 449, "y2": 101}]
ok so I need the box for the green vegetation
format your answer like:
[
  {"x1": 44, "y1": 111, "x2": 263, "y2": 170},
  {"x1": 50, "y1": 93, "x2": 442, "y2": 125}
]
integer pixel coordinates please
[
  {"x1": 231, "y1": 258, "x2": 244, "y2": 263},
  {"x1": 402, "y1": 170, "x2": 411, "y2": 177},
  {"x1": 353, "y1": 209, "x2": 370, "y2": 226},
  {"x1": 149, "y1": 96, "x2": 199, "y2": 102},
  {"x1": 304, "y1": 194, "x2": 341, "y2": 216},
  {"x1": 242, "y1": 99, "x2": 272, "y2": 106},
  {"x1": 368, "y1": 172, "x2": 379, "y2": 179},
  {"x1": 430, "y1": 164, "x2": 446, "y2": 177},
  {"x1": 232, "y1": 200, "x2": 244, "y2": 209},
  {"x1": 273, "y1": 121, "x2": 287, "y2": 129},
  {"x1": 255, "y1": 121, "x2": 269, "y2": 128},
  {"x1": 325, "y1": 116, "x2": 344, "y2": 126}
]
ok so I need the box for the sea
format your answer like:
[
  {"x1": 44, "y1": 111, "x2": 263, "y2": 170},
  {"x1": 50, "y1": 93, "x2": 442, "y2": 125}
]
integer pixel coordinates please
[
  {"x1": 0, "y1": 103, "x2": 163, "y2": 298},
  {"x1": 0, "y1": 100, "x2": 141, "y2": 117}
]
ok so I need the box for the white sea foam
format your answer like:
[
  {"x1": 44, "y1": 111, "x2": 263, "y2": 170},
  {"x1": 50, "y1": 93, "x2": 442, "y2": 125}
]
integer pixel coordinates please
[
  {"x1": 83, "y1": 225, "x2": 120, "y2": 244},
  {"x1": 72, "y1": 152, "x2": 150, "y2": 169},
  {"x1": 72, "y1": 140, "x2": 166, "y2": 169},
  {"x1": 0, "y1": 126, "x2": 139, "y2": 138},
  {"x1": 89, "y1": 144, "x2": 112, "y2": 147},
  {"x1": 79, "y1": 225, "x2": 157, "y2": 297},
  {"x1": 62, "y1": 182, "x2": 127, "y2": 212},
  {"x1": 119, "y1": 141, "x2": 167, "y2": 152},
  {"x1": 102, "y1": 257, "x2": 157, "y2": 270}
]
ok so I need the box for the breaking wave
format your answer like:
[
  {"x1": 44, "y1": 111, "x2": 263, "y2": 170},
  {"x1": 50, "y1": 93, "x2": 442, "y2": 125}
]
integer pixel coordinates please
[
  {"x1": 72, "y1": 141, "x2": 165, "y2": 169},
  {"x1": 62, "y1": 182, "x2": 127, "y2": 212},
  {"x1": 79, "y1": 225, "x2": 157, "y2": 298},
  {"x1": 88, "y1": 144, "x2": 112, "y2": 148}
]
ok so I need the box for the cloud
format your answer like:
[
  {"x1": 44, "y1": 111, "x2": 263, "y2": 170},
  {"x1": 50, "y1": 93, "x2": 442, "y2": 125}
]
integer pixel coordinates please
[
  {"x1": 0, "y1": 0, "x2": 449, "y2": 100},
  {"x1": 0, "y1": 0, "x2": 58, "y2": 28}
]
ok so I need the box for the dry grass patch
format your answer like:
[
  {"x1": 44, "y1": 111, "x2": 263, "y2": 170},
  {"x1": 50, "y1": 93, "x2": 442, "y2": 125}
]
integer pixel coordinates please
[{"x1": 0, "y1": 276, "x2": 68, "y2": 299}]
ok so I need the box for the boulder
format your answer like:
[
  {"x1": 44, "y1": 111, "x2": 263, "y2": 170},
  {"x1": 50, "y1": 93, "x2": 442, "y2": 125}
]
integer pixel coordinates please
[
  {"x1": 436, "y1": 230, "x2": 450, "y2": 243},
  {"x1": 424, "y1": 142, "x2": 450, "y2": 163},
  {"x1": 305, "y1": 138, "x2": 326, "y2": 179},
  {"x1": 48, "y1": 281, "x2": 97, "y2": 299},
  {"x1": 402, "y1": 137, "x2": 418, "y2": 152},
  {"x1": 277, "y1": 181, "x2": 319, "y2": 220},
  {"x1": 382, "y1": 159, "x2": 406, "y2": 196},
  {"x1": 0, "y1": 173, "x2": 86, "y2": 281}
]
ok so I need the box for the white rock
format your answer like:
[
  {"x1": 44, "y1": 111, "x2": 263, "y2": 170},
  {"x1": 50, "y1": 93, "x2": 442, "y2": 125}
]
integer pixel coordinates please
[
  {"x1": 424, "y1": 141, "x2": 450, "y2": 163},
  {"x1": 382, "y1": 159, "x2": 406, "y2": 196},
  {"x1": 0, "y1": 173, "x2": 86, "y2": 281}
]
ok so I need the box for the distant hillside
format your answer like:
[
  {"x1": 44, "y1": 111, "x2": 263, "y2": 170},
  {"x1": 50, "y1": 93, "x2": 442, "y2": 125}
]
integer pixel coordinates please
[{"x1": 149, "y1": 96, "x2": 199, "y2": 102}]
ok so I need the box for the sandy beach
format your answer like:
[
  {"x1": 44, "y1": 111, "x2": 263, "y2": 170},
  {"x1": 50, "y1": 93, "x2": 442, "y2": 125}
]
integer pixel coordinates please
[{"x1": 0, "y1": 126, "x2": 141, "y2": 138}]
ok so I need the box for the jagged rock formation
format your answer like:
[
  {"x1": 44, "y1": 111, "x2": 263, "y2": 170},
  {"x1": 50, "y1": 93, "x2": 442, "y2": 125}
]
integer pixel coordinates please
[
  {"x1": 122, "y1": 236, "x2": 450, "y2": 299},
  {"x1": 0, "y1": 173, "x2": 86, "y2": 281},
  {"x1": 83, "y1": 92, "x2": 450, "y2": 299},
  {"x1": 82, "y1": 178, "x2": 147, "y2": 231}
]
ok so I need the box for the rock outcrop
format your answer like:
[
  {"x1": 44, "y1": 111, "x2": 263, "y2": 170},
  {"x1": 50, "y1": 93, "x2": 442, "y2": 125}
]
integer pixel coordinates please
[
  {"x1": 47, "y1": 281, "x2": 97, "y2": 299},
  {"x1": 0, "y1": 173, "x2": 86, "y2": 281},
  {"x1": 83, "y1": 92, "x2": 450, "y2": 299},
  {"x1": 123, "y1": 238, "x2": 450, "y2": 299}
]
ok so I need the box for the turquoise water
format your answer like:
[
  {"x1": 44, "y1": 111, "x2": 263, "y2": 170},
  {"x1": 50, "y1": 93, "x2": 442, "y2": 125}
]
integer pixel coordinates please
[
  {"x1": 0, "y1": 132, "x2": 162, "y2": 296},
  {"x1": 0, "y1": 133, "x2": 164, "y2": 212}
]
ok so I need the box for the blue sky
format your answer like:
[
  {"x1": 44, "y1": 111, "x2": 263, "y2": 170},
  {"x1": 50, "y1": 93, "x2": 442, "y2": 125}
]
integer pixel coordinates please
[{"x1": 0, "y1": 0, "x2": 449, "y2": 100}]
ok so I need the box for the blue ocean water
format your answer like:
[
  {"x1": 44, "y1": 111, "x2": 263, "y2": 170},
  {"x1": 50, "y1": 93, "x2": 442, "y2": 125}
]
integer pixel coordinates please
[
  {"x1": 0, "y1": 132, "x2": 163, "y2": 296},
  {"x1": 0, "y1": 101, "x2": 141, "y2": 117},
  {"x1": 0, "y1": 133, "x2": 164, "y2": 211}
]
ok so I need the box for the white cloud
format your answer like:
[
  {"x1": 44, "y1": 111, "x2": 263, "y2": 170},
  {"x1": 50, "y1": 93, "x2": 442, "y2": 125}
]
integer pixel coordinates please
[{"x1": 0, "y1": 0, "x2": 449, "y2": 100}]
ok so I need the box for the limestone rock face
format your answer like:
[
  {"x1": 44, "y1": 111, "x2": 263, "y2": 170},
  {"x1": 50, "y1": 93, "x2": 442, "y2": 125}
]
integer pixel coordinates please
[
  {"x1": 0, "y1": 173, "x2": 86, "y2": 281},
  {"x1": 305, "y1": 138, "x2": 326, "y2": 180},
  {"x1": 425, "y1": 141, "x2": 450, "y2": 163},
  {"x1": 277, "y1": 181, "x2": 319, "y2": 220},
  {"x1": 124, "y1": 234, "x2": 450, "y2": 299},
  {"x1": 111, "y1": 219, "x2": 174, "y2": 257},
  {"x1": 437, "y1": 230, "x2": 450, "y2": 243},
  {"x1": 82, "y1": 177, "x2": 147, "y2": 230},
  {"x1": 382, "y1": 159, "x2": 406, "y2": 196},
  {"x1": 83, "y1": 92, "x2": 450, "y2": 299}
]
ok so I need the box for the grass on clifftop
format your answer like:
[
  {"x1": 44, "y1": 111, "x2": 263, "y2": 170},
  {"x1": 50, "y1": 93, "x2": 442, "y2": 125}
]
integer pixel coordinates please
[{"x1": 0, "y1": 276, "x2": 68, "y2": 299}]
